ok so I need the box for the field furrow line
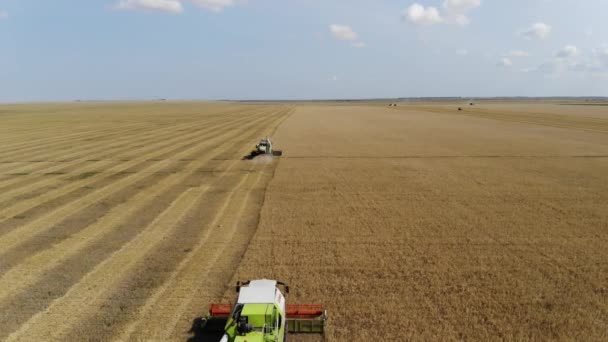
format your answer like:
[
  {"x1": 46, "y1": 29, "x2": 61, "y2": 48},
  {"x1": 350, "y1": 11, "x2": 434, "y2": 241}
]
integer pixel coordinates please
[
  {"x1": 0, "y1": 110, "x2": 278, "y2": 256},
  {"x1": 0, "y1": 109, "x2": 263, "y2": 217},
  {"x1": 126, "y1": 164, "x2": 268, "y2": 341},
  {"x1": 0, "y1": 110, "x2": 255, "y2": 197},
  {"x1": 5, "y1": 186, "x2": 207, "y2": 342},
  {"x1": 0, "y1": 109, "x2": 285, "y2": 305}
]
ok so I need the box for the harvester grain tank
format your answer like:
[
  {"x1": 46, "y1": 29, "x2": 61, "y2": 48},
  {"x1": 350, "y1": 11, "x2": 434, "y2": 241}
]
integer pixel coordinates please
[{"x1": 201, "y1": 279, "x2": 327, "y2": 341}]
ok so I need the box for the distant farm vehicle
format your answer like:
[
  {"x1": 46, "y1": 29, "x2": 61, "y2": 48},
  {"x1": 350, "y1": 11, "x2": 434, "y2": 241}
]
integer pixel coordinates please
[
  {"x1": 245, "y1": 137, "x2": 282, "y2": 159},
  {"x1": 200, "y1": 279, "x2": 327, "y2": 341}
]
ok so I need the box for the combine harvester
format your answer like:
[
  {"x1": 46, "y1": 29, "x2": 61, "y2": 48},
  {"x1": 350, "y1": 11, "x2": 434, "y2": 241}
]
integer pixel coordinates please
[
  {"x1": 201, "y1": 279, "x2": 327, "y2": 341},
  {"x1": 246, "y1": 137, "x2": 283, "y2": 159}
]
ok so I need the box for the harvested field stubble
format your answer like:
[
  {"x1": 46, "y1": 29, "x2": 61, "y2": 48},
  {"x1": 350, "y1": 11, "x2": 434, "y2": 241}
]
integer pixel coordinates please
[
  {"x1": 0, "y1": 101, "x2": 607, "y2": 341},
  {"x1": 229, "y1": 104, "x2": 608, "y2": 341},
  {"x1": 0, "y1": 102, "x2": 292, "y2": 341}
]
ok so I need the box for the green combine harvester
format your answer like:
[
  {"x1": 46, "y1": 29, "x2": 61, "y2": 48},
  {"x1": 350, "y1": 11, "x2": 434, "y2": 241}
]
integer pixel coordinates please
[{"x1": 201, "y1": 279, "x2": 327, "y2": 342}]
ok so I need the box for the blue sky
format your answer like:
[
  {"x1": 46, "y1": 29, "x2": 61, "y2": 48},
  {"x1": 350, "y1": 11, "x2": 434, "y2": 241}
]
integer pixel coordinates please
[{"x1": 1, "y1": 0, "x2": 607, "y2": 102}]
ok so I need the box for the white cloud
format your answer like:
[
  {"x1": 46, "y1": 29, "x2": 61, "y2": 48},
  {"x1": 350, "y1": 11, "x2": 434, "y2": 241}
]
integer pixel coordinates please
[
  {"x1": 115, "y1": 0, "x2": 183, "y2": 13},
  {"x1": 404, "y1": 4, "x2": 442, "y2": 25},
  {"x1": 404, "y1": 1, "x2": 480, "y2": 26},
  {"x1": 497, "y1": 57, "x2": 512, "y2": 67},
  {"x1": 190, "y1": 0, "x2": 235, "y2": 12},
  {"x1": 0, "y1": 10, "x2": 8, "y2": 19},
  {"x1": 555, "y1": 45, "x2": 579, "y2": 59},
  {"x1": 521, "y1": 22, "x2": 552, "y2": 40},
  {"x1": 352, "y1": 42, "x2": 366, "y2": 48},
  {"x1": 456, "y1": 48, "x2": 468, "y2": 56},
  {"x1": 442, "y1": 0, "x2": 481, "y2": 25},
  {"x1": 508, "y1": 50, "x2": 529, "y2": 57},
  {"x1": 443, "y1": 0, "x2": 481, "y2": 12},
  {"x1": 329, "y1": 25, "x2": 358, "y2": 41}
]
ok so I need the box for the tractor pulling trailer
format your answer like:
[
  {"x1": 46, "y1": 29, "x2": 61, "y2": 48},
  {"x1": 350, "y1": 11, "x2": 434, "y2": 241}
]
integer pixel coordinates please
[{"x1": 201, "y1": 279, "x2": 327, "y2": 342}]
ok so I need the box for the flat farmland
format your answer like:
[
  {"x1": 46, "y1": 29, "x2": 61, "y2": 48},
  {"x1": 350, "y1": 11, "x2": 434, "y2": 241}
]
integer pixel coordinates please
[
  {"x1": 0, "y1": 101, "x2": 607, "y2": 341},
  {"x1": 0, "y1": 102, "x2": 292, "y2": 341},
  {"x1": 230, "y1": 103, "x2": 608, "y2": 341}
]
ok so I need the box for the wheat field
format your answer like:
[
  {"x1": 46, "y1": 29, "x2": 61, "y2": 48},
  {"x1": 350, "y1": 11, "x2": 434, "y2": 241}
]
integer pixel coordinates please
[{"x1": 0, "y1": 101, "x2": 606, "y2": 341}]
